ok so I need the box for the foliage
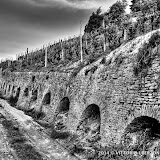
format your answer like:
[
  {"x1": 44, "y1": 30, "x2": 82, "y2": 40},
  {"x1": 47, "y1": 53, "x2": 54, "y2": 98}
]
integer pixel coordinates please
[
  {"x1": 148, "y1": 31, "x2": 160, "y2": 47},
  {"x1": 157, "y1": 0, "x2": 160, "y2": 11},
  {"x1": 130, "y1": 0, "x2": 158, "y2": 14},
  {"x1": 84, "y1": 7, "x2": 103, "y2": 33},
  {"x1": 105, "y1": 25, "x2": 121, "y2": 51},
  {"x1": 133, "y1": 32, "x2": 160, "y2": 77},
  {"x1": 100, "y1": 57, "x2": 106, "y2": 64},
  {"x1": 87, "y1": 53, "x2": 102, "y2": 64},
  {"x1": 85, "y1": 66, "x2": 98, "y2": 76},
  {"x1": 70, "y1": 62, "x2": 85, "y2": 79},
  {"x1": 51, "y1": 129, "x2": 70, "y2": 139},
  {"x1": 105, "y1": 0, "x2": 126, "y2": 26},
  {"x1": 127, "y1": 24, "x2": 137, "y2": 41},
  {"x1": 1, "y1": 114, "x2": 43, "y2": 160},
  {"x1": 130, "y1": 0, "x2": 140, "y2": 12}
]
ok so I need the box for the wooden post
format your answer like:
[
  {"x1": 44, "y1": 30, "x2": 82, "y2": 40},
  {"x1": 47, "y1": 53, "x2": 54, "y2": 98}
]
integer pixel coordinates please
[
  {"x1": 8, "y1": 59, "x2": 10, "y2": 67},
  {"x1": 80, "y1": 21, "x2": 83, "y2": 62},
  {"x1": 61, "y1": 40, "x2": 64, "y2": 61},
  {"x1": 123, "y1": 29, "x2": 127, "y2": 41},
  {"x1": 102, "y1": 18, "x2": 106, "y2": 52},
  {"x1": 85, "y1": 33, "x2": 88, "y2": 49},
  {"x1": 45, "y1": 47, "x2": 48, "y2": 67}
]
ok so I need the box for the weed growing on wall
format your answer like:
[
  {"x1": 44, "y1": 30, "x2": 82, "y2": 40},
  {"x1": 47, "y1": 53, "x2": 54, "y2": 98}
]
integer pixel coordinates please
[{"x1": 133, "y1": 32, "x2": 160, "y2": 77}]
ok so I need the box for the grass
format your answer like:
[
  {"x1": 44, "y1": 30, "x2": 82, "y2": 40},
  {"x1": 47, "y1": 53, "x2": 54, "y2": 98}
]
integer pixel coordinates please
[
  {"x1": 7, "y1": 96, "x2": 18, "y2": 107},
  {"x1": 0, "y1": 114, "x2": 44, "y2": 160},
  {"x1": 133, "y1": 32, "x2": 160, "y2": 77},
  {"x1": 85, "y1": 66, "x2": 98, "y2": 76}
]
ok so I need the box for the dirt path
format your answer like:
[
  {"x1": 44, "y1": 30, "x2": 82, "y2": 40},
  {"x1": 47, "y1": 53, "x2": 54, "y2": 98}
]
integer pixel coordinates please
[
  {"x1": 0, "y1": 116, "x2": 19, "y2": 160},
  {"x1": 0, "y1": 99, "x2": 81, "y2": 160}
]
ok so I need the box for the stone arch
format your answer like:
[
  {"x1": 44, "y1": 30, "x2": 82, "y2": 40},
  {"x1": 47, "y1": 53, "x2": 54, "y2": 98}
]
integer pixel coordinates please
[
  {"x1": 76, "y1": 104, "x2": 101, "y2": 143},
  {"x1": 54, "y1": 97, "x2": 70, "y2": 131},
  {"x1": 31, "y1": 89, "x2": 38, "y2": 102},
  {"x1": 42, "y1": 92, "x2": 51, "y2": 105},
  {"x1": 121, "y1": 116, "x2": 160, "y2": 150},
  {"x1": 23, "y1": 87, "x2": 29, "y2": 97}
]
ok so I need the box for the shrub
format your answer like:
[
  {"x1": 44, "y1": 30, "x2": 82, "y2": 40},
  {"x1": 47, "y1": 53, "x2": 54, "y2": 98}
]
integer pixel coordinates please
[
  {"x1": 1, "y1": 115, "x2": 43, "y2": 160},
  {"x1": 115, "y1": 54, "x2": 123, "y2": 68},
  {"x1": 148, "y1": 32, "x2": 160, "y2": 48},
  {"x1": 100, "y1": 57, "x2": 106, "y2": 64},
  {"x1": 50, "y1": 129, "x2": 70, "y2": 139},
  {"x1": 133, "y1": 32, "x2": 160, "y2": 77},
  {"x1": 70, "y1": 63, "x2": 85, "y2": 79},
  {"x1": 85, "y1": 66, "x2": 98, "y2": 76}
]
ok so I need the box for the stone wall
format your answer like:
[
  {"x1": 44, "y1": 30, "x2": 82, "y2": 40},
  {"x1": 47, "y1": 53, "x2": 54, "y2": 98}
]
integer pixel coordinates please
[{"x1": 1, "y1": 29, "x2": 160, "y2": 147}]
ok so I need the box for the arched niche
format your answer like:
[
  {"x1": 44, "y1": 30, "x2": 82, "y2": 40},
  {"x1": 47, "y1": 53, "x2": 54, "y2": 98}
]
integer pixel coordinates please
[
  {"x1": 31, "y1": 89, "x2": 38, "y2": 102},
  {"x1": 16, "y1": 87, "x2": 21, "y2": 98},
  {"x1": 42, "y1": 92, "x2": 51, "y2": 105},
  {"x1": 77, "y1": 104, "x2": 101, "y2": 143},
  {"x1": 54, "y1": 97, "x2": 70, "y2": 131},
  {"x1": 58, "y1": 97, "x2": 70, "y2": 113},
  {"x1": 122, "y1": 116, "x2": 160, "y2": 149},
  {"x1": 23, "y1": 87, "x2": 29, "y2": 97},
  {"x1": 32, "y1": 76, "x2": 35, "y2": 82}
]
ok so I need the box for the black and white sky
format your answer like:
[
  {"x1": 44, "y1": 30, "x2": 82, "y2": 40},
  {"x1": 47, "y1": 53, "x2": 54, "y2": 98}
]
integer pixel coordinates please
[{"x1": 0, "y1": 0, "x2": 126, "y2": 60}]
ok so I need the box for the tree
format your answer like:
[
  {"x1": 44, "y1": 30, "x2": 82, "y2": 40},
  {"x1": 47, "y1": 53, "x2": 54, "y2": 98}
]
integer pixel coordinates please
[
  {"x1": 84, "y1": 7, "x2": 103, "y2": 33},
  {"x1": 130, "y1": 0, "x2": 140, "y2": 13},
  {"x1": 157, "y1": 0, "x2": 160, "y2": 11},
  {"x1": 107, "y1": 1, "x2": 126, "y2": 25},
  {"x1": 130, "y1": 0, "x2": 158, "y2": 13}
]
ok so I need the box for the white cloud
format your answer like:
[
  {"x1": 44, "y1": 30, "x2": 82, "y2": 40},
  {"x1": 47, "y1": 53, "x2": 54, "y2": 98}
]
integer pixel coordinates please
[{"x1": 26, "y1": 0, "x2": 116, "y2": 11}]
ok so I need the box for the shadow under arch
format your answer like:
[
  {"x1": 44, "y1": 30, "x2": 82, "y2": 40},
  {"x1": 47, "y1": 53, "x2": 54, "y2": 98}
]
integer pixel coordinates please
[
  {"x1": 54, "y1": 97, "x2": 70, "y2": 131},
  {"x1": 23, "y1": 87, "x2": 29, "y2": 97},
  {"x1": 42, "y1": 92, "x2": 51, "y2": 105},
  {"x1": 34, "y1": 92, "x2": 51, "y2": 120},
  {"x1": 77, "y1": 104, "x2": 101, "y2": 143},
  {"x1": 30, "y1": 89, "x2": 38, "y2": 102},
  {"x1": 16, "y1": 87, "x2": 21, "y2": 98},
  {"x1": 8, "y1": 87, "x2": 21, "y2": 107},
  {"x1": 121, "y1": 116, "x2": 160, "y2": 150},
  {"x1": 58, "y1": 97, "x2": 70, "y2": 113}
]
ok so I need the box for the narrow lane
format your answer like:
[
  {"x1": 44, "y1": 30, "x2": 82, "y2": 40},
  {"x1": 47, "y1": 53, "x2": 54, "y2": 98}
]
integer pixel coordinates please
[
  {"x1": 0, "y1": 114, "x2": 19, "y2": 160},
  {"x1": 0, "y1": 99, "x2": 82, "y2": 160}
]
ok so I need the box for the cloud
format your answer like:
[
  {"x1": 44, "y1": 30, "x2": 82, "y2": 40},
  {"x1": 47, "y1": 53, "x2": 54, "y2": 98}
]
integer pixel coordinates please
[
  {"x1": 26, "y1": 0, "x2": 112, "y2": 10},
  {"x1": 0, "y1": 0, "x2": 94, "y2": 60},
  {"x1": 0, "y1": 0, "x2": 119, "y2": 60}
]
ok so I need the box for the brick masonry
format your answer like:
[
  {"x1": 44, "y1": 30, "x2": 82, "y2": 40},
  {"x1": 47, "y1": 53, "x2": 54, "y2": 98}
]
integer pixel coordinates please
[{"x1": 1, "y1": 29, "x2": 160, "y2": 147}]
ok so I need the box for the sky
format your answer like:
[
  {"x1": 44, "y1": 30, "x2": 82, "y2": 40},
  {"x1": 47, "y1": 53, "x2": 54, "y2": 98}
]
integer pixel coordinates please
[{"x1": 0, "y1": 0, "x2": 130, "y2": 60}]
